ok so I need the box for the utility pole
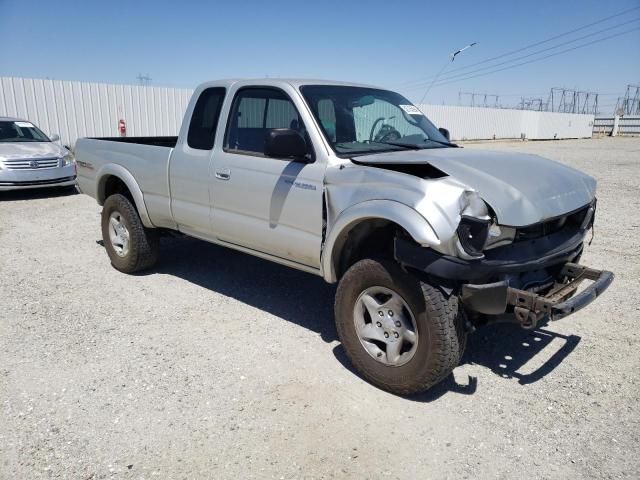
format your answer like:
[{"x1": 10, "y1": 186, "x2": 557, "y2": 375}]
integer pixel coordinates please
[
  {"x1": 620, "y1": 84, "x2": 640, "y2": 115},
  {"x1": 458, "y1": 91, "x2": 499, "y2": 108},
  {"x1": 549, "y1": 87, "x2": 599, "y2": 114}
]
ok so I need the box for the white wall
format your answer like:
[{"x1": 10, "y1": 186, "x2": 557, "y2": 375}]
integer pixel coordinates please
[
  {"x1": 0, "y1": 77, "x2": 192, "y2": 147},
  {"x1": 419, "y1": 104, "x2": 594, "y2": 141},
  {"x1": 0, "y1": 77, "x2": 595, "y2": 146}
]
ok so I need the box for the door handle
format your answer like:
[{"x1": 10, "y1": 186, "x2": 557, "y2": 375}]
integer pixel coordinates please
[{"x1": 215, "y1": 168, "x2": 231, "y2": 180}]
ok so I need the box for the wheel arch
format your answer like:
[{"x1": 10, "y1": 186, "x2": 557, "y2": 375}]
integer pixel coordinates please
[
  {"x1": 321, "y1": 200, "x2": 440, "y2": 283},
  {"x1": 96, "y1": 164, "x2": 154, "y2": 228}
]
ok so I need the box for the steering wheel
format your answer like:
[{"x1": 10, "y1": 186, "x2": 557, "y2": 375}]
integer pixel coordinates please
[
  {"x1": 369, "y1": 117, "x2": 401, "y2": 143},
  {"x1": 374, "y1": 124, "x2": 401, "y2": 143},
  {"x1": 369, "y1": 117, "x2": 386, "y2": 142}
]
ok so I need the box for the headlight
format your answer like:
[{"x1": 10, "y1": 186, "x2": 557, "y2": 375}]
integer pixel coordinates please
[
  {"x1": 484, "y1": 222, "x2": 516, "y2": 250},
  {"x1": 457, "y1": 216, "x2": 490, "y2": 257},
  {"x1": 60, "y1": 152, "x2": 75, "y2": 166}
]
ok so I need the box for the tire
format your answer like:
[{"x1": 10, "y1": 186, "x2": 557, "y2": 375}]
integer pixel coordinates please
[
  {"x1": 335, "y1": 258, "x2": 467, "y2": 395},
  {"x1": 101, "y1": 193, "x2": 159, "y2": 273}
]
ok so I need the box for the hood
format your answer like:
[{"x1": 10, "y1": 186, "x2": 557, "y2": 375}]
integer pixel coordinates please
[
  {"x1": 0, "y1": 142, "x2": 66, "y2": 161},
  {"x1": 353, "y1": 148, "x2": 596, "y2": 226}
]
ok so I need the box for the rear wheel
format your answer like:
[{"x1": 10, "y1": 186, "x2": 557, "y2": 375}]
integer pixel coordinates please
[
  {"x1": 101, "y1": 194, "x2": 159, "y2": 273},
  {"x1": 335, "y1": 259, "x2": 466, "y2": 395}
]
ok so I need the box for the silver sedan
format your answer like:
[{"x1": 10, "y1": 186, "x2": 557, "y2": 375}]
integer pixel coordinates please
[{"x1": 0, "y1": 117, "x2": 76, "y2": 191}]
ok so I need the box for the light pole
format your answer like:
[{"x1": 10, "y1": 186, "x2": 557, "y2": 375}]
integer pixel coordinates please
[{"x1": 418, "y1": 42, "x2": 478, "y2": 105}]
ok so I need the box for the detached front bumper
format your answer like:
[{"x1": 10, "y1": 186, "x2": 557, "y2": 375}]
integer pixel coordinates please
[
  {"x1": 394, "y1": 236, "x2": 614, "y2": 329},
  {"x1": 460, "y1": 263, "x2": 614, "y2": 328}
]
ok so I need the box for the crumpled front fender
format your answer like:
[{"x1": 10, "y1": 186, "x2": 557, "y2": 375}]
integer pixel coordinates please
[{"x1": 321, "y1": 199, "x2": 439, "y2": 283}]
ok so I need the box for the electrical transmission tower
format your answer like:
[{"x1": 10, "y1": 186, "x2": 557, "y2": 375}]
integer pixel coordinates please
[
  {"x1": 136, "y1": 74, "x2": 152, "y2": 86},
  {"x1": 518, "y1": 97, "x2": 546, "y2": 111},
  {"x1": 548, "y1": 88, "x2": 599, "y2": 114},
  {"x1": 615, "y1": 84, "x2": 640, "y2": 115},
  {"x1": 458, "y1": 91, "x2": 500, "y2": 108}
]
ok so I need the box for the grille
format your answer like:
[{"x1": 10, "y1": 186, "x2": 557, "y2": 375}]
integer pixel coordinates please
[
  {"x1": 2, "y1": 157, "x2": 60, "y2": 170},
  {"x1": 515, "y1": 205, "x2": 590, "y2": 242}
]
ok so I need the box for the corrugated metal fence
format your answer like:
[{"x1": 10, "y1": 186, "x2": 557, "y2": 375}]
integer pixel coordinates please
[
  {"x1": 0, "y1": 77, "x2": 192, "y2": 147},
  {"x1": 418, "y1": 104, "x2": 595, "y2": 141},
  {"x1": 593, "y1": 116, "x2": 640, "y2": 136},
  {"x1": 1, "y1": 76, "x2": 596, "y2": 146}
]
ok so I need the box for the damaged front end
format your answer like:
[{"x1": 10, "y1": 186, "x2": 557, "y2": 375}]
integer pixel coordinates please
[
  {"x1": 395, "y1": 199, "x2": 614, "y2": 329},
  {"x1": 323, "y1": 149, "x2": 612, "y2": 329}
]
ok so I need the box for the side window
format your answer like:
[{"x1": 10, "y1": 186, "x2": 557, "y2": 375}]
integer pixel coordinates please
[
  {"x1": 265, "y1": 98, "x2": 299, "y2": 128},
  {"x1": 237, "y1": 97, "x2": 266, "y2": 128},
  {"x1": 187, "y1": 87, "x2": 226, "y2": 150},
  {"x1": 225, "y1": 88, "x2": 306, "y2": 155}
]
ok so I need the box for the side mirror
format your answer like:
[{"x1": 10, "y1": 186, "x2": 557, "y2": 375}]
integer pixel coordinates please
[
  {"x1": 50, "y1": 133, "x2": 61, "y2": 143},
  {"x1": 438, "y1": 128, "x2": 451, "y2": 141},
  {"x1": 265, "y1": 129, "x2": 308, "y2": 160}
]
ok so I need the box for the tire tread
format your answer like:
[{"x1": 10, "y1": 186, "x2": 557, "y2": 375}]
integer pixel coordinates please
[
  {"x1": 335, "y1": 259, "x2": 466, "y2": 395},
  {"x1": 101, "y1": 194, "x2": 159, "y2": 273}
]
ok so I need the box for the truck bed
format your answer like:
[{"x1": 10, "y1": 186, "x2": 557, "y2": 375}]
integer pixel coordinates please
[
  {"x1": 75, "y1": 136, "x2": 176, "y2": 228},
  {"x1": 88, "y1": 136, "x2": 178, "y2": 148}
]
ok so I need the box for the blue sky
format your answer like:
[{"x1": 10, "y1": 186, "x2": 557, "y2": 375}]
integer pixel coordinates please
[{"x1": 1, "y1": 0, "x2": 639, "y2": 110}]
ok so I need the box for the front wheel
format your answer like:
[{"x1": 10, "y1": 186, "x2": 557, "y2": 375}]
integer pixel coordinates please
[
  {"x1": 101, "y1": 193, "x2": 159, "y2": 273},
  {"x1": 335, "y1": 259, "x2": 466, "y2": 395}
]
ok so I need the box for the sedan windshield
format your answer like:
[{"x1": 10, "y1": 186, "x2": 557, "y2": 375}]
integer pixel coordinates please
[
  {"x1": 300, "y1": 85, "x2": 452, "y2": 156},
  {"x1": 0, "y1": 121, "x2": 51, "y2": 143}
]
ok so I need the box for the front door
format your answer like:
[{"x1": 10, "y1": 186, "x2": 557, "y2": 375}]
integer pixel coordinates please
[{"x1": 210, "y1": 87, "x2": 325, "y2": 268}]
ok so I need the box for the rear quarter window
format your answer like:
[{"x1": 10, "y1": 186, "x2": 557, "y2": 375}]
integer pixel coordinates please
[{"x1": 187, "y1": 87, "x2": 226, "y2": 150}]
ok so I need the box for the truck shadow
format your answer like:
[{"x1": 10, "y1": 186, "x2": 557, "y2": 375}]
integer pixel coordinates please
[
  {"x1": 149, "y1": 236, "x2": 338, "y2": 343},
  {"x1": 409, "y1": 323, "x2": 579, "y2": 402},
  {"x1": 150, "y1": 236, "x2": 581, "y2": 400},
  {"x1": 462, "y1": 323, "x2": 581, "y2": 386},
  {"x1": 334, "y1": 321, "x2": 581, "y2": 403}
]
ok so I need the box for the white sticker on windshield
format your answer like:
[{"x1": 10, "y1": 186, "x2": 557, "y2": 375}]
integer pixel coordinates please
[
  {"x1": 15, "y1": 121, "x2": 34, "y2": 128},
  {"x1": 399, "y1": 105, "x2": 423, "y2": 115}
]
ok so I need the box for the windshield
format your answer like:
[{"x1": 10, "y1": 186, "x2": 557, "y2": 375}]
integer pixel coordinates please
[
  {"x1": 300, "y1": 85, "x2": 452, "y2": 156},
  {"x1": 0, "y1": 121, "x2": 51, "y2": 143}
]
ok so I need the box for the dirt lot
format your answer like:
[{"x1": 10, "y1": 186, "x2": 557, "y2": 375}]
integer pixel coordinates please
[{"x1": 1, "y1": 137, "x2": 639, "y2": 479}]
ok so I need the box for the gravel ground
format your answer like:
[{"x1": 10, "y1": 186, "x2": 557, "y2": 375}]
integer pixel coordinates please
[{"x1": 1, "y1": 137, "x2": 638, "y2": 479}]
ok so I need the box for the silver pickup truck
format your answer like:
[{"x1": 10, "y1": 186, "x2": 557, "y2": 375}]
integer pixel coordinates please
[{"x1": 76, "y1": 79, "x2": 613, "y2": 394}]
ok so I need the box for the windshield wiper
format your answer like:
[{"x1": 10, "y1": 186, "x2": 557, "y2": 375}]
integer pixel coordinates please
[{"x1": 366, "y1": 141, "x2": 421, "y2": 150}]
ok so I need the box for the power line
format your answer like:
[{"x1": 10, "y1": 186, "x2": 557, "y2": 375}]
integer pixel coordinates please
[
  {"x1": 420, "y1": 26, "x2": 640, "y2": 90},
  {"x1": 404, "y1": 19, "x2": 640, "y2": 91},
  {"x1": 415, "y1": 18, "x2": 639, "y2": 88},
  {"x1": 398, "y1": 5, "x2": 640, "y2": 88}
]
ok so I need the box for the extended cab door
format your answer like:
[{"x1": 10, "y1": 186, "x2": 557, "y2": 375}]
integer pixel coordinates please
[
  {"x1": 169, "y1": 87, "x2": 226, "y2": 238},
  {"x1": 210, "y1": 86, "x2": 325, "y2": 269}
]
